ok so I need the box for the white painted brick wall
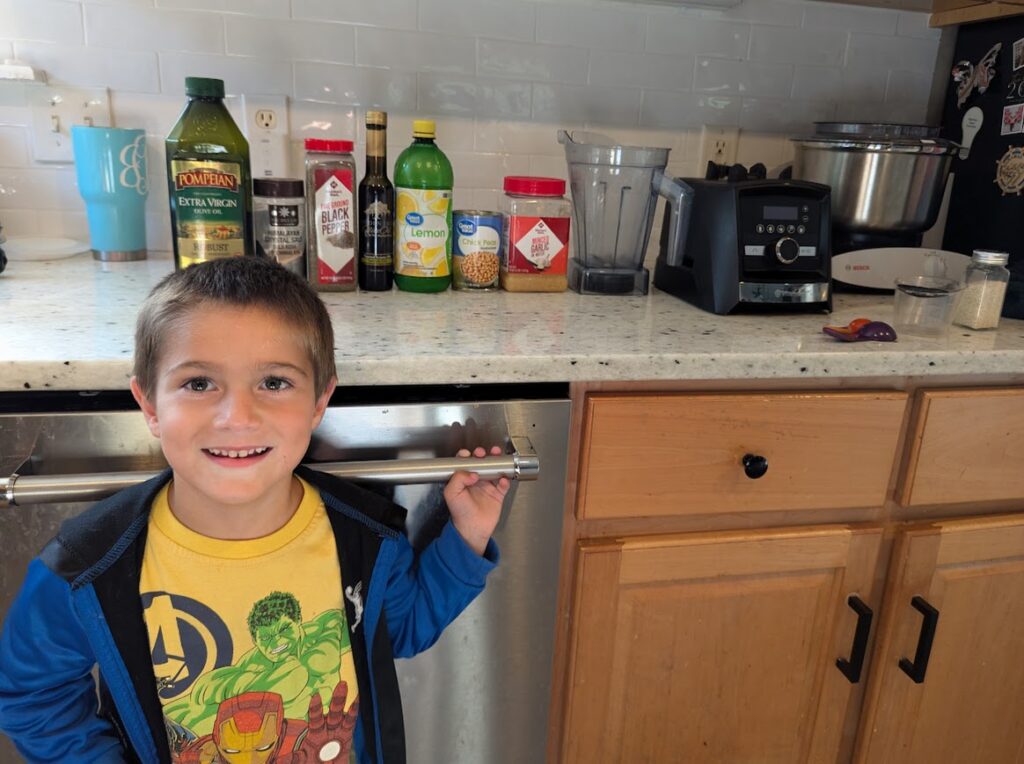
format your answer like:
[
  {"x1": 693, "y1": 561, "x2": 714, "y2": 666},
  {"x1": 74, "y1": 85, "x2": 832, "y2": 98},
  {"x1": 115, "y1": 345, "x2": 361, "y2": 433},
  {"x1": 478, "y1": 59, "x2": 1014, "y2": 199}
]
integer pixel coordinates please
[{"x1": 0, "y1": 0, "x2": 941, "y2": 259}]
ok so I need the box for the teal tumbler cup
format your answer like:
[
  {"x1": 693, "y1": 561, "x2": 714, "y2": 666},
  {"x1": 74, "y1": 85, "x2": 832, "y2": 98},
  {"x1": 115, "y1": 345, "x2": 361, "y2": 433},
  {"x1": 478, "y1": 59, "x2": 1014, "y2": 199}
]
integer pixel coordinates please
[{"x1": 71, "y1": 126, "x2": 148, "y2": 261}]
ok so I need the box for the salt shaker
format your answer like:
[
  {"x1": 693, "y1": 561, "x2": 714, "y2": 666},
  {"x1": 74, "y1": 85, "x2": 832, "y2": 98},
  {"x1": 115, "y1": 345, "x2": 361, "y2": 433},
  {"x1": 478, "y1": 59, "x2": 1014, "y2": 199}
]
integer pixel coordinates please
[{"x1": 954, "y1": 249, "x2": 1010, "y2": 330}]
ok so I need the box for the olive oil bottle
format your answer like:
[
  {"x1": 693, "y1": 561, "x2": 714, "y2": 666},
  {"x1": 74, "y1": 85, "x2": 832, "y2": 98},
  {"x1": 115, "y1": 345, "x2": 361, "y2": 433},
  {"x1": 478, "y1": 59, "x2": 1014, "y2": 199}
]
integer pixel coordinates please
[{"x1": 165, "y1": 77, "x2": 253, "y2": 269}]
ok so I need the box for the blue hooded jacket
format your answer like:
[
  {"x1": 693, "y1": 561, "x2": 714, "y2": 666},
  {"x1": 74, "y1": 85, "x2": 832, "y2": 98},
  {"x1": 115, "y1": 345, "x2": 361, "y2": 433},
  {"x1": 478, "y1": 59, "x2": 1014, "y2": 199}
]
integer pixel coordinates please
[{"x1": 0, "y1": 467, "x2": 498, "y2": 763}]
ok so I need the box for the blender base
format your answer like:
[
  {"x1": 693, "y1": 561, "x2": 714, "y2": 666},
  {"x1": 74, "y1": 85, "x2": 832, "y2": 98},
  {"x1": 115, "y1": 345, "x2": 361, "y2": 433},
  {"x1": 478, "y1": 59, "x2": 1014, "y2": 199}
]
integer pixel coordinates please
[{"x1": 568, "y1": 259, "x2": 649, "y2": 295}]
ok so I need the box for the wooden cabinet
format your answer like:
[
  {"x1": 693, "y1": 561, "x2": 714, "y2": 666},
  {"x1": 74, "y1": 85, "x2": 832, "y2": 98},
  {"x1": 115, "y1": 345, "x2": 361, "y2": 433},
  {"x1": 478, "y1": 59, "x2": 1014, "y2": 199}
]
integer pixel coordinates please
[
  {"x1": 553, "y1": 384, "x2": 1024, "y2": 764},
  {"x1": 562, "y1": 526, "x2": 882, "y2": 763},
  {"x1": 902, "y1": 388, "x2": 1024, "y2": 506},
  {"x1": 855, "y1": 514, "x2": 1024, "y2": 762},
  {"x1": 578, "y1": 392, "x2": 907, "y2": 519}
]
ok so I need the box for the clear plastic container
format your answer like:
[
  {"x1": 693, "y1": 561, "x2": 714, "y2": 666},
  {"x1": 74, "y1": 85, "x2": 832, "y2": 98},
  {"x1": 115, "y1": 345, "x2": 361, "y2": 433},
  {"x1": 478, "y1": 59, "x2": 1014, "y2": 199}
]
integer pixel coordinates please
[
  {"x1": 500, "y1": 176, "x2": 570, "y2": 292},
  {"x1": 954, "y1": 249, "x2": 1010, "y2": 330},
  {"x1": 893, "y1": 275, "x2": 964, "y2": 336},
  {"x1": 305, "y1": 138, "x2": 357, "y2": 292}
]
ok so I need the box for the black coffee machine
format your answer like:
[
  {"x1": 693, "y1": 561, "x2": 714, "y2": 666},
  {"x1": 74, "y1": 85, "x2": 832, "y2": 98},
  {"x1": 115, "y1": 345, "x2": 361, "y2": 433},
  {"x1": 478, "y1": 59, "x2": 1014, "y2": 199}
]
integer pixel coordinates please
[{"x1": 653, "y1": 165, "x2": 832, "y2": 315}]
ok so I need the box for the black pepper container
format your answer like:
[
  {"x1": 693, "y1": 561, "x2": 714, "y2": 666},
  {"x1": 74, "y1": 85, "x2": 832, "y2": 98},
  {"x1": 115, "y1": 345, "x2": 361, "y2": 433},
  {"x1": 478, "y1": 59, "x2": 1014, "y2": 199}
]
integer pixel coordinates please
[{"x1": 358, "y1": 110, "x2": 394, "y2": 291}]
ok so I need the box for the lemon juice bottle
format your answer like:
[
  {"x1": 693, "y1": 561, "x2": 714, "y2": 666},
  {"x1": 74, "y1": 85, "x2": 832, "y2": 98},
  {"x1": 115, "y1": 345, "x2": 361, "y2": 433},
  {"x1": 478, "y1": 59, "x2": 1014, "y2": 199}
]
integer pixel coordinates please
[{"x1": 394, "y1": 120, "x2": 453, "y2": 292}]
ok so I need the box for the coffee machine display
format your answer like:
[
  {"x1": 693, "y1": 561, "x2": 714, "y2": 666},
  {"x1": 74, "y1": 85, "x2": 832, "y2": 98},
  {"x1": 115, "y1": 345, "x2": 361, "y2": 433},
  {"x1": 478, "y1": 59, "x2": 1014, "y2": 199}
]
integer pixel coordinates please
[{"x1": 654, "y1": 175, "x2": 831, "y2": 315}]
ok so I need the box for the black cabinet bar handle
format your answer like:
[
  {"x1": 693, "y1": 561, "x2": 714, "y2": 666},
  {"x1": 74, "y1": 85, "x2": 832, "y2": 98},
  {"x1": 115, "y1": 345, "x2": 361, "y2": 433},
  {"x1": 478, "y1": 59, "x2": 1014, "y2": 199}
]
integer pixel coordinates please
[
  {"x1": 742, "y1": 453, "x2": 768, "y2": 479},
  {"x1": 836, "y1": 595, "x2": 873, "y2": 684},
  {"x1": 899, "y1": 596, "x2": 939, "y2": 684}
]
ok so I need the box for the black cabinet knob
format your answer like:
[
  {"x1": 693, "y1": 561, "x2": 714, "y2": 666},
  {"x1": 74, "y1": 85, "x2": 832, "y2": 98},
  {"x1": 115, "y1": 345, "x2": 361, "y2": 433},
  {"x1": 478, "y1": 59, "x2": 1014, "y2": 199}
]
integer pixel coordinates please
[{"x1": 742, "y1": 453, "x2": 768, "y2": 479}]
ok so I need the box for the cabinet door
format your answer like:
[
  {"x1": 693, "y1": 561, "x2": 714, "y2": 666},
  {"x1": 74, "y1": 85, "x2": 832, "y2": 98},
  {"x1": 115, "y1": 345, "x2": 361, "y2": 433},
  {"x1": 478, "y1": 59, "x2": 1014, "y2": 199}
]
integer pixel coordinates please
[
  {"x1": 561, "y1": 525, "x2": 882, "y2": 763},
  {"x1": 855, "y1": 514, "x2": 1024, "y2": 763}
]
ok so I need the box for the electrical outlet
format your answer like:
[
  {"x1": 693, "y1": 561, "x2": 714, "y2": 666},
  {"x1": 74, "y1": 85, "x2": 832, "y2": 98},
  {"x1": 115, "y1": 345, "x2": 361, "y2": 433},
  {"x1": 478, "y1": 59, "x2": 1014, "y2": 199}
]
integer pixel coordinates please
[
  {"x1": 696, "y1": 125, "x2": 739, "y2": 173},
  {"x1": 241, "y1": 95, "x2": 289, "y2": 178},
  {"x1": 29, "y1": 87, "x2": 112, "y2": 163}
]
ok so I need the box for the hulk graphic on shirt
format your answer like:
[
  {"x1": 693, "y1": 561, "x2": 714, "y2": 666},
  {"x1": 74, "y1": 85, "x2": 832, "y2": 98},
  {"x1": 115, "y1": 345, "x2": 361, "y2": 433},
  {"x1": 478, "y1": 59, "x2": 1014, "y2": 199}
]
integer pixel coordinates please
[{"x1": 164, "y1": 591, "x2": 350, "y2": 738}]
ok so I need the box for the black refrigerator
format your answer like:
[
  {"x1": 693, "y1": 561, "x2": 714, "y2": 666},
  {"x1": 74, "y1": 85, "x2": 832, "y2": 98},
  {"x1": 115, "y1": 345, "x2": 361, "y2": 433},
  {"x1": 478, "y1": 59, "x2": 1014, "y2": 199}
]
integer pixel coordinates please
[{"x1": 942, "y1": 15, "x2": 1024, "y2": 319}]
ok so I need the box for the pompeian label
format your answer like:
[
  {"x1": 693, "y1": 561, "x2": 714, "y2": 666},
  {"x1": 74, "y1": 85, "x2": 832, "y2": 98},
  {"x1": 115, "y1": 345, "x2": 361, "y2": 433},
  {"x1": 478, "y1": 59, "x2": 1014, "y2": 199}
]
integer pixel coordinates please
[
  {"x1": 171, "y1": 160, "x2": 245, "y2": 261},
  {"x1": 313, "y1": 169, "x2": 355, "y2": 285}
]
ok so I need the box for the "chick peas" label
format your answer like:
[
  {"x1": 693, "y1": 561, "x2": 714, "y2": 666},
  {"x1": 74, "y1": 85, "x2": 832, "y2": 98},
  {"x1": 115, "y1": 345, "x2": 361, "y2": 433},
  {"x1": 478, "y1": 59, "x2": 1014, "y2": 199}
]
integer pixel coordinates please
[{"x1": 395, "y1": 187, "x2": 451, "y2": 278}]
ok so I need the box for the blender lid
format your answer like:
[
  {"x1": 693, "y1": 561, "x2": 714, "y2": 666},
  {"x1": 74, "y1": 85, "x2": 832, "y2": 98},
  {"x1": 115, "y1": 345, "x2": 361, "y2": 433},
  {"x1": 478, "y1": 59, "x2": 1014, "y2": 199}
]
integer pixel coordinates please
[
  {"x1": 814, "y1": 122, "x2": 941, "y2": 139},
  {"x1": 792, "y1": 121, "x2": 959, "y2": 154},
  {"x1": 558, "y1": 129, "x2": 672, "y2": 167}
]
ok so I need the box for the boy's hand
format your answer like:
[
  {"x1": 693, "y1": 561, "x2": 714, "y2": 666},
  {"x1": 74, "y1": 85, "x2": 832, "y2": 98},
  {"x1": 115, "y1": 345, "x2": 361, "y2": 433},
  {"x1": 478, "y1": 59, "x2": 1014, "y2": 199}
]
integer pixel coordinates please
[{"x1": 444, "y1": 445, "x2": 511, "y2": 556}]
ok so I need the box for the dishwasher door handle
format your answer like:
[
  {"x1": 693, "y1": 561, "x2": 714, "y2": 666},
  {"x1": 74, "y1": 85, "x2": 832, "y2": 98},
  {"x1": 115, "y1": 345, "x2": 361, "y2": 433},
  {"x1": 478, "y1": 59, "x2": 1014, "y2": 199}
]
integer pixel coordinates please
[{"x1": 1, "y1": 436, "x2": 540, "y2": 508}]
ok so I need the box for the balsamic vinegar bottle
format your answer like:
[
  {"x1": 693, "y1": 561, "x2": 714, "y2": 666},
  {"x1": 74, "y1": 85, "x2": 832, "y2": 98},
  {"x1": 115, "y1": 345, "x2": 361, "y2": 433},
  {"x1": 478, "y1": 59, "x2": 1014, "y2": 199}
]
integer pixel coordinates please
[{"x1": 358, "y1": 110, "x2": 395, "y2": 290}]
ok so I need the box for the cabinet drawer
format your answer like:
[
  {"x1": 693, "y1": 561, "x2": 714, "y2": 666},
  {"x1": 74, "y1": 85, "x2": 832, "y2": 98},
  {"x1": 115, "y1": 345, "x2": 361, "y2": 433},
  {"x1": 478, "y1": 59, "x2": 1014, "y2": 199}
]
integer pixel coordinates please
[
  {"x1": 577, "y1": 391, "x2": 907, "y2": 520},
  {"x1": 901, "y1": 388, "x2": 1024, "y2": 506}
]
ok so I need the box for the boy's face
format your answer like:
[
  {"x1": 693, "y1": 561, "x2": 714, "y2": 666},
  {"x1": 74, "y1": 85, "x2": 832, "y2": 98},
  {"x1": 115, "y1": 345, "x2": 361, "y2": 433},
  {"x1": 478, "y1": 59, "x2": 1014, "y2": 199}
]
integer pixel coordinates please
[{"x1": 130, "y1": 303, "x2": 334, "y2": 520}]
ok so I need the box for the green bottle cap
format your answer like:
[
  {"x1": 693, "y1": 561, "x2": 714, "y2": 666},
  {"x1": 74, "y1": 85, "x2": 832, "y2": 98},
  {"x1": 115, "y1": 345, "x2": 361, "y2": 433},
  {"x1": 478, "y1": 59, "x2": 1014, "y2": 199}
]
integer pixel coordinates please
[{"x1": 185, "y1": 77, "x2": 225, "y2": 98}]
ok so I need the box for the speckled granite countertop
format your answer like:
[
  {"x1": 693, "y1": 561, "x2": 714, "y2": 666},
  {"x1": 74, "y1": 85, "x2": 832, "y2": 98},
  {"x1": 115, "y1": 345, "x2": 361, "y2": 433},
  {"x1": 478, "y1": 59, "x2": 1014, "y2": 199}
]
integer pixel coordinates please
[{"x1": 2, "y1": 253, "x2": 1023, "y2": 391}]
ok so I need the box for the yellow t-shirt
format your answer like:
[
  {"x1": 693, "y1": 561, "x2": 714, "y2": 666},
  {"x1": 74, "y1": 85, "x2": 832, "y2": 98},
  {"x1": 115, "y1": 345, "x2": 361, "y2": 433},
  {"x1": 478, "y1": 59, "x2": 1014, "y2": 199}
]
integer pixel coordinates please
[{"x1": 140, "y1": 477, "x2": 359, "y2": 762}]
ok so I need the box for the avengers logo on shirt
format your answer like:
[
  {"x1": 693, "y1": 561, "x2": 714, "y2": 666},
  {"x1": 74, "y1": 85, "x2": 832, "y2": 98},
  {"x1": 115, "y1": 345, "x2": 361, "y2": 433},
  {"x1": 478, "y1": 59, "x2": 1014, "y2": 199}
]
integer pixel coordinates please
[{"x1": 142, "y1": 590, "x2": 233, "y2": 698}]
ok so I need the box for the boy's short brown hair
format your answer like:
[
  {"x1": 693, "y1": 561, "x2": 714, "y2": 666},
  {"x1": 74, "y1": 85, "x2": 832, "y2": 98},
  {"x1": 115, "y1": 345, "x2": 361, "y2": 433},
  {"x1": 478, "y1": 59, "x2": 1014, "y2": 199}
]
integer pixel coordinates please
[{"x1": 133, "y1": 257, "x2": 336, "y2": 398}]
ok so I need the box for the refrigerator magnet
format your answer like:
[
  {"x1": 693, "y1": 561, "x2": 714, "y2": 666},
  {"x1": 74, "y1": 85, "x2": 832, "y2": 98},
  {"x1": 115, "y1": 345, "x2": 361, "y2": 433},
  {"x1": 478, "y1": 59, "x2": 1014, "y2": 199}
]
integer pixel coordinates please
[
  {"x1": 959, "y1": 107, "x2": 984, "y2": 160},
  {"x1": 1002, "y1": 104, "x2": 1024, "y2": 136},
  {"x1": 1015, "y1": 39, "x2": 1024, "y2": 71},
  {"x1": 952, "y1": 43, "x2": 1001, "y2": 109},
  {"x1": 995, "y1": 146, "x2": 1024, "y2": 195}
]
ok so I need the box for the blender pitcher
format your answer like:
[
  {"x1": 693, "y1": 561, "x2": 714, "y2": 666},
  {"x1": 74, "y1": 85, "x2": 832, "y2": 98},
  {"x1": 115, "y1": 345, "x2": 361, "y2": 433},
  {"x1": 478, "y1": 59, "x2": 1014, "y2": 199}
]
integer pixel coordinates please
[{"x1": 559, "y1": 130, "x2": 692, "y2": 295}]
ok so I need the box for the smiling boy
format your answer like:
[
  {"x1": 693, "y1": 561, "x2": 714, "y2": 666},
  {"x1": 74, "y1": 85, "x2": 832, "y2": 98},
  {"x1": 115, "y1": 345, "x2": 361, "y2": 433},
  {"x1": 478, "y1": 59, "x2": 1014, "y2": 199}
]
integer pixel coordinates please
[{"x1": 0, "y1": 257, "x2": 508, "y2": 763}]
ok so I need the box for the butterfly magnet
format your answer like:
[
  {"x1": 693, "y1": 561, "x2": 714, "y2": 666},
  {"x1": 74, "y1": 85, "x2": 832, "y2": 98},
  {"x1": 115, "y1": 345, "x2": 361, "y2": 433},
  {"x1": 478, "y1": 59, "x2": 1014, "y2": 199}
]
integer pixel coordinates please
[{"x1": 952, "y1": 43, "x2": 1001, "y2": 109}]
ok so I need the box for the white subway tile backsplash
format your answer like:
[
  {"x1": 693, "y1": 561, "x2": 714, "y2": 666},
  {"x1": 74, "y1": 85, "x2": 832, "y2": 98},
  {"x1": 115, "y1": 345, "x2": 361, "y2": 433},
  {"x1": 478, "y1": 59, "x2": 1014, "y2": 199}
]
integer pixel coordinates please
[
  {"x1": 448, "y1": 151, "x2": 528, "y2": 188},
  {"x1": 291, "y1": 0, "x2": 418, "y2": 30},
  {"x1": 0, "y1": 209, "x2": 40, "y2": 236},
  {"x1": 475, "y1": 120, "x2": 565, "y2": 156},
  {"x1": 418, "y1": 74, "x2": 532, "y2": 118},
  {"x1": 157, "y1": 0, "x2": 289, "y2": 16},
  {"x1": 886, "y1": 69, "x2": 932, "y2": 103},
  {"x1": 357, "y1": 28, "x2": 475, "y2": 75},
  {"x1": 160, "y1": 53, "x2": 292, "y2": 96},
  {"x1": 718, "y1": 0, "x2": 803, "y2": 27},
  {"x1": 846, "y1": 33, "x2": 939, "y2": 74},
  {"x1": 640, "y1": 91, "x2": 739, "y2": 129},
  {"x1": 226, "y1": 17, "x2": 354, "y2": 64},
  {"x1": 588, "y1": 51, "x2": 692, "y2": 92},
  {"x1": 646, "y1": 15, "x2": 749, "y2": 60},
  {"x1": 0, "y1": 0, "x2": 945, "y2": 234},
  {"x1": 295, "y1": 62, "x2": 417, "y2": 109},
  {"x1": 418, "y1": 0, "x2": 535, "y2": 42},
  {"x1": 527, "y1": 154, "x2": 569, "y2": 180},
  {"x1": 695, "y1": 58, "x2": 793, "y2": 98},
  {"x1": 740, "y1": 97, "x2": 833, "y2": 132},
  {"x1": 0, "y1": 126, "x2": 29, "y2": 167},
  {"x1": 750, "y1": 26, "x2": 845, "y2": 67},
  {"x1": 85, "y1": 5, "x2": 224, "y2": 54},
  {"x1": 479, "y1": 39, "x2": 588, "y2": 85},
  {"x1": 536, "y1": 4, "x2": 646, "y2": 52},
  {"x1": 791, "y1": 66, "x2": 842, "y2": 101},
  {"x1": 109, "y1": 93, "x2": 186, "y2": 135},
  {"x1": 289, "y1": 101, "x2": 357, "y2": 140},
  {"x1": 532, "y1": 82, "x2": 640, "y2": 126},
  {"x1": 15, "y1": 43, "x2": 160, "y2": 93},
  {"x1": 896, "y1": 11, "x2": 941, "y2": 40},
  {"x1": 802, "y1": 3, "x2": 896, "y2": 35},
  {"x1": 0, "y1": 0, "x2": 83, "y2": 45}
]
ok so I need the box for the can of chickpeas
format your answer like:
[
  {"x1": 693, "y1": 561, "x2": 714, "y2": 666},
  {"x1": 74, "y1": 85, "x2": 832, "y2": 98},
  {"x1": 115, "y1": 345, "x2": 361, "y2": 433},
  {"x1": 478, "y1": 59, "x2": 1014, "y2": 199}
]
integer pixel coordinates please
[{"x1": 453, "y1": 210, "x2": 502, "y2": 290}]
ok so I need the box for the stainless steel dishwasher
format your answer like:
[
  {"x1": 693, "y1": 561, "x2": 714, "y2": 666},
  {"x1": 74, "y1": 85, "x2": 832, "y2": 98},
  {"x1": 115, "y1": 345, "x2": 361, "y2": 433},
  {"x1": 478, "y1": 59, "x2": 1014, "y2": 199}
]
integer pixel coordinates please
[{"x1": 0, "y1": 387, "x2": 570, "y2": 763}]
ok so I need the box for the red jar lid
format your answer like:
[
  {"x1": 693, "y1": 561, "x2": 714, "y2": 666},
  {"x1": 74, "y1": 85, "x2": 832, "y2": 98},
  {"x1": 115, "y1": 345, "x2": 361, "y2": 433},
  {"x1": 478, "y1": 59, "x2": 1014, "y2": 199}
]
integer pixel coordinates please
[
  {"x1": 503, "y1": 176, "x2": 565, "y2": 196},
  {"x1": 304, "y1": 138, "x2": 354, "y2": 153}
]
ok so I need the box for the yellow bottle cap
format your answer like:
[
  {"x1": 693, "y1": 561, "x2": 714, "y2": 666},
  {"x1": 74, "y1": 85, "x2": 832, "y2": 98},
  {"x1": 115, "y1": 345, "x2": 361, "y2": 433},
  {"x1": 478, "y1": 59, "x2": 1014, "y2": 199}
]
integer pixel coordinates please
[{"x1": 412, "y1": 119, "x2": 436, "y2": 138}]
